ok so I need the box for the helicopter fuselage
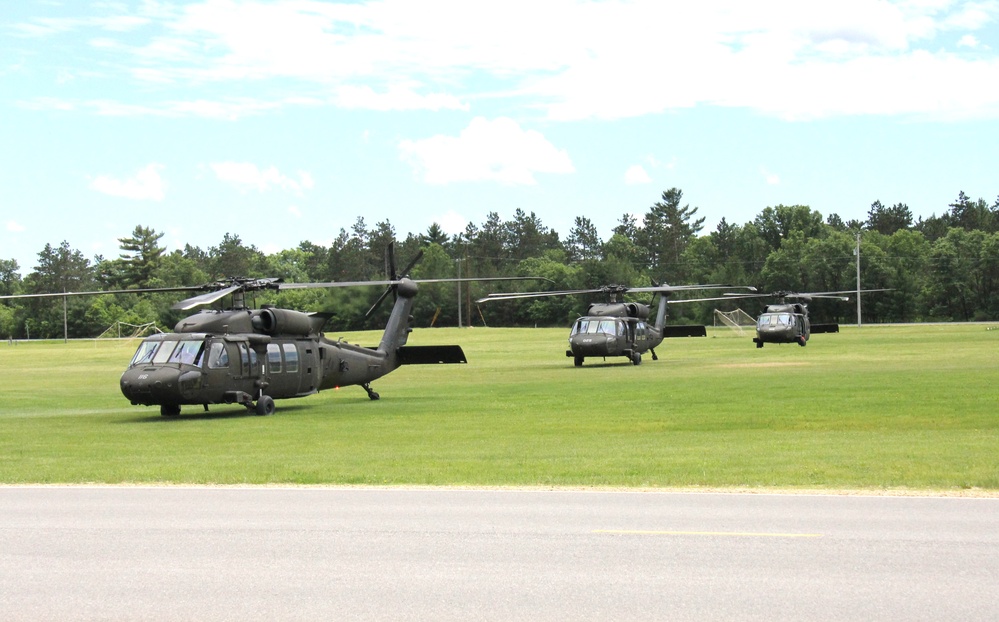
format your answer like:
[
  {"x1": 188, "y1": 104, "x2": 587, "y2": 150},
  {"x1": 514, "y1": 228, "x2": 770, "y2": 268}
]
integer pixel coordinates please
[
  {"x1": 752, "y1": 303, "x2": 810, "y2": 347},
  {"x1": 119, "y1": 331, "x2": 397, "y2": 411},
  {"x1": 566, "y1": 308, "x2": 662, "y2": 366},
  {"x1": 119, "y1": 279, "x2": 466, "y2": 416}
]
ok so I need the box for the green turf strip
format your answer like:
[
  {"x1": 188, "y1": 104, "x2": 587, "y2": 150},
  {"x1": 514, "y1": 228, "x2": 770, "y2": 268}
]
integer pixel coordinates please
[{"x1": 1, "y1": 324, "x2": 997, "y2": 491}]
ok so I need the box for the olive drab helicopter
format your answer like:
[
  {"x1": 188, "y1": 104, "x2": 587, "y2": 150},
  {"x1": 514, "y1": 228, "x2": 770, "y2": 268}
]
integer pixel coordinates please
[
  {"x1": 476, "y1": 283, "x2": 756, "y2": 366},
  {"x1": 682, "y1": 289, "x2": 888, "y2": 347},
  {"x1": 4, "y1": 244, "x2": 542, "y2": 416}
]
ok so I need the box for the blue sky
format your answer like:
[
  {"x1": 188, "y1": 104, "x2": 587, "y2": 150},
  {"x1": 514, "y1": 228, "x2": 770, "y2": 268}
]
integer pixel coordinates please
[{"x1": 2, "y1": 0, "x2": 998, "y2": 277}]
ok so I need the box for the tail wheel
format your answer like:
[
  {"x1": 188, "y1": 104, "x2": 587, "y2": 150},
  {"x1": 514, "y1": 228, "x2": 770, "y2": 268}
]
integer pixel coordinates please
[{"x1": 255, "y1": 395, "x2": 275, "y2": 416}]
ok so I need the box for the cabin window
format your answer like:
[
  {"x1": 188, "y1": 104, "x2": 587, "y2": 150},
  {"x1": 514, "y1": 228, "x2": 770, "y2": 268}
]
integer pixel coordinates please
[
  {"x1": 168, "y1": 340, "x2": 205, "y2": 365},
  {"x1": 130, "y1": 341, "x2": 159, "y2": 366},
  {"x1": 207, "y1": 342, "x2": 229, "y2": 369},
  {"x1": 282, "y1": 343, "x2": 299, "y2": 373},
  {"x1": 267, "y1": 344, "x2": 282, "y2": 373},
  {"x1": 238, "y1": 343, "x2": 258, "y2": 375}
]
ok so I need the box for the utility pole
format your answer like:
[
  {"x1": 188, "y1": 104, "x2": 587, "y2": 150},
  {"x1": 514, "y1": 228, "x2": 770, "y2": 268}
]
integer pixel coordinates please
[
  {"x1": 855, "y1": 232, "x2": 862, "y2": 327},
  {"x1": 456, "y1": 257, "x2": 462, "y2": 328}
]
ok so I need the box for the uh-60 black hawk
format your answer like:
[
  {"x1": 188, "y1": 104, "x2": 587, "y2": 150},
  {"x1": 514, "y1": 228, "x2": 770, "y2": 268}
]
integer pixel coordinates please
[
  {"x1": 477, "y1": 283, "x2": 755, "y2": 366},
  {"x1": 684, "y1": 289, "x2": 888, "y2": 347},
  {"x1": 5, "y1": 244, "x2": 542, "y2": 416}
]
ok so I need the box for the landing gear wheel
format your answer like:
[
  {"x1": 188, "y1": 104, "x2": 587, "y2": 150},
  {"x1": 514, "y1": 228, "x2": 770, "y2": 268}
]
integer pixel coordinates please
[
  {"x1": 255, "y1": 395, "x2": 275, "y2": 416},
  {"x1": 574, "y1": 355, "x2": 584, "y2": 367},
  {"x1": 756, "y1": 341, "x2": 764, "y2": 349},
  {"x1": 160, "y1": 404, "x2": 181, "y2": 417},
  {"x1": 798, "y1": 337, "x2": 807, "y2": 347},
  {"x1": 363, "y1": 383, "x2": 380, "y2": 400},
  {"x1": 631, "y1": 352, "x2": 642, "y2": 365}
]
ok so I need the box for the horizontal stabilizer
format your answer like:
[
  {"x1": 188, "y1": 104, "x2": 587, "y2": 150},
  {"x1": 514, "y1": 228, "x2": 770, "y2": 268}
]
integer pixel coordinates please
[
  {"x1": 811, "y1": 323, "x2": 840, "y2": 334},
  {"x1": 663, "y1": 325, "x2": 707, "y2": 338},
  {"x1": 397, "y1": 345, "x2": 468, "y2": 364}
]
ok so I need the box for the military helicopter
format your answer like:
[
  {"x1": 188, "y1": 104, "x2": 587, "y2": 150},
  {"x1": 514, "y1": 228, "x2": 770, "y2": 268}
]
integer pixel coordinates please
[
  {"x1": 3, "y1": 244, "x2": 542, "y2": 416},
  {"x1": 684, "y1": 289, "x2": 886, "y2": 348},
  {"x1": 477, "y1": 283, "x2": 755, "y2": 366}
]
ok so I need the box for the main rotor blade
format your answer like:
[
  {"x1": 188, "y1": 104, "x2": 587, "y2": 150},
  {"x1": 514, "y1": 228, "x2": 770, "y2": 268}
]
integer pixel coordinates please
[
  {"x1": 665, "y1": 296, "x2": 745, "y2": 304},
  {"x1": 0, "y1": 285, "x2": 204, "y2": 301},
  {"x1": 476, "y1": 283, "x2": 755, "y2": 303},
  {"x1": 680, "y1": 288, "x2": 892, "y2": 305},
  {"x1": 627, "y1": 284, "x2": 757, "y2": 294},
  {"x1": 798, "y1": 295, "x2": 851, "y2": 301},
  {"x1": 476, "y1": 288, "x2": 606, "y2": 303},
  {"x1": 280, "y1": 276, "x2": 554, "y2": 291},
  {"x1": 794, "y1": 288, "x2": 891, "y2": 297},
  {"x1": 171, "y1": 284, "x2": 243, "y2": 310},
  {"x1": 279, "y1": 280, "x2": 401, "y2": 290},
  {"x1": 417, "y1": 276, "x2": 555, "y2": 285}
]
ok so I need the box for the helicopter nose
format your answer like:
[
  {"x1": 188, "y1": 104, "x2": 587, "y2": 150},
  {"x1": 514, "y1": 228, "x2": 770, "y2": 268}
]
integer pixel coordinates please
[
  {"x1": 571, "y1": 334, "x2": 612, "y2": 356},
  {"x1": 120, "y1": 367, "x2": 202, "y2": 405}
]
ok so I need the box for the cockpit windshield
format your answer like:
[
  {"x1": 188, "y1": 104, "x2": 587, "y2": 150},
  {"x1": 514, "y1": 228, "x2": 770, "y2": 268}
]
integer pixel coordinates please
[
  {"x1": 130, "y1": 341, "x2": 159, "y2": 366},
  {"x1": 169, "y1": 340, "x2": 205, "y2": 365},
  {"x1": 129, "y1": 339, "x2": 206, "y2": 367},
  {"x1": 571, "y1": 318, "x2": 623, "y2": 337},
  {"x1": 759, "y1": 313, "x2": 794, "y2": 328}
]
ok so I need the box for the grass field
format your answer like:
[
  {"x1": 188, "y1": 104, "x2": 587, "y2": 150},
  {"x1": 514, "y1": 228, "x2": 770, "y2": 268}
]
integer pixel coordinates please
[{"x1": 1, "y1": 323, "x2": 997, "y2": 492}]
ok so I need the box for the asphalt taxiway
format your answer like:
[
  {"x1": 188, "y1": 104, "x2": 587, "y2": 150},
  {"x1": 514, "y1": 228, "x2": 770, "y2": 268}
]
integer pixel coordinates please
[{"x1": 2, "y1": 486, "x2": 997, "y2": 621}]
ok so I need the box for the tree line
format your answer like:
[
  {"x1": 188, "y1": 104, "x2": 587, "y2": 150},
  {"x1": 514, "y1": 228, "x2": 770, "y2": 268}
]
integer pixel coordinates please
[{"x1": 2, "y1": 188, "x2": 998, "y2": 339}]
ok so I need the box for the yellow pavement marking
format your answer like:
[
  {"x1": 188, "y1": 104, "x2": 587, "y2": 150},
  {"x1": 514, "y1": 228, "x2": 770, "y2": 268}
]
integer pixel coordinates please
[{"x1": 594, "y1": 530, "x2": 823, "y2": 538}]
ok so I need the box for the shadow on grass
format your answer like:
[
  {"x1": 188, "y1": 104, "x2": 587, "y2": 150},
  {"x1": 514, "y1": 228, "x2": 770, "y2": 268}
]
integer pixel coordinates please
[
  {"x1": 574, "y1": 361, "x2": 645, "y2": 369},
  {"x1": 116, "y1": 403, "x2": 317, "y2": 423}
]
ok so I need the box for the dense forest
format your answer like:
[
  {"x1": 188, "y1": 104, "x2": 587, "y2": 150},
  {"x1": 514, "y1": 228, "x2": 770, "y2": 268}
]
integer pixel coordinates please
[{"x1": 2, "y1": 188, "x2": 998, "y2": 339}]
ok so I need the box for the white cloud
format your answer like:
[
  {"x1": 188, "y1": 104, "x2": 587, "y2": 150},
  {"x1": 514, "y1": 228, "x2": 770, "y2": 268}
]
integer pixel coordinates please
[
  {"x1": 15, "y1": 0, "x2": 999, "y2": 121},
  {"x1": 399, "y1": 117, "x2": 575, "y2": 185},
  {"x1": 958, "y1": 34, "x2": 981, "y2": 48},
  {"x1": 944, "y1": 3, "x2": 997, "y2": 30},
  {"x1": 6, "y1": 221, "x2": 26, "y2": 232},
  {"x1": 761, "y1": 167, "x2": 781, "y2": 185},
  {"x1": 90, "y1": 163, "x2": 166, "y2": 201},
  {"x1": 436, "y1": 210, "x2": 467, "y2": 235},
  {"x1": 288, "y1": 205, "x2": 302, "y2": 218},
  {"x1": 332, "y1": 84, "x2": 468, "y2": 112},
  {"x1": 210, "y1": 162, "x2": 313, "y2": 195},
  {"x1": 645, "y1": 155, "x2": 676, "y2": 170},
  {"x1": 624, "y1": 165, "x2": 651, "y2": 185}
]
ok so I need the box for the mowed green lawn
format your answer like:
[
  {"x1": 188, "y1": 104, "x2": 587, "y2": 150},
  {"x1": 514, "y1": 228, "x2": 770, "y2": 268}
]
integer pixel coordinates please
[{"x1": 1, "y1": 323, "x2": 997, "y2": 491}]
